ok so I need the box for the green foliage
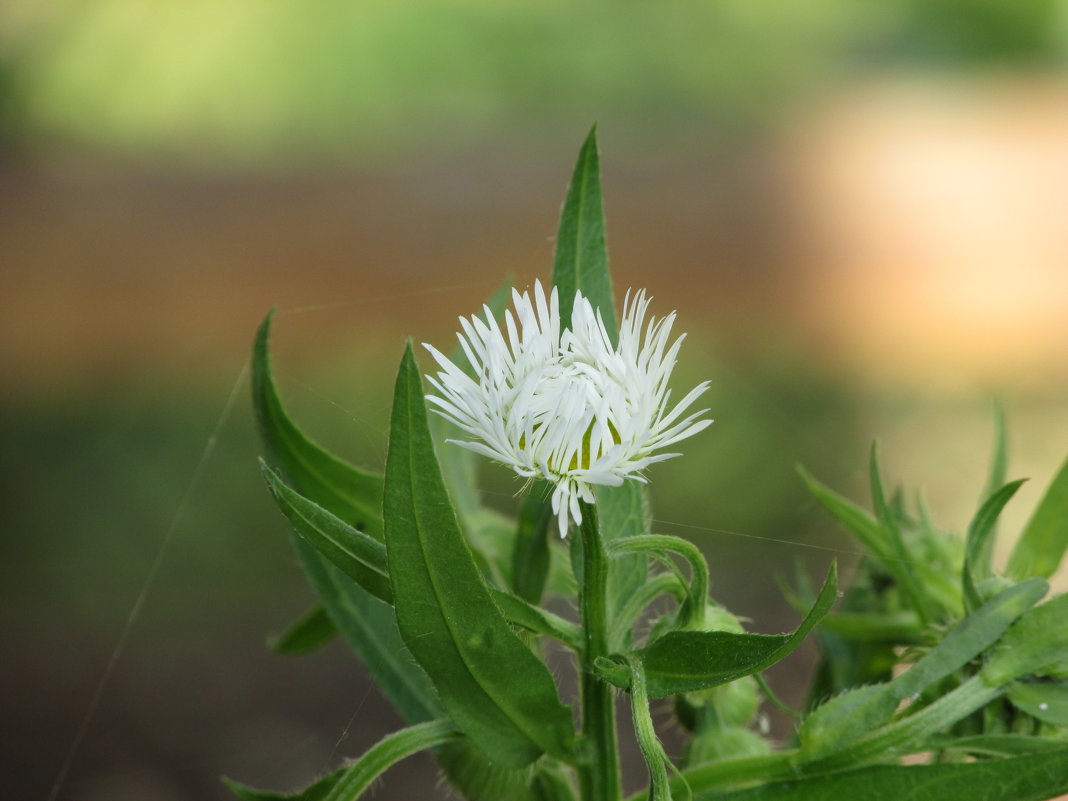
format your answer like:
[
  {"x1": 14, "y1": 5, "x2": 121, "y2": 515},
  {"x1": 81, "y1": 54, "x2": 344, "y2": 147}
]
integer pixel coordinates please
[
  {"x1": 243, "y1": 131, "x2": 1068, "y2": 801},
  {"x1": 552, "y1": 126, "x2": 616, "y2": 341},
  {"x1": 253, "y1": 312, "x2": 384, "y2": 539},
  {"x1": 383, "y1": 343, "x2": 576, "y2": 768},
  {"x1": 596, "y1": 563, "x2": 836, "y2": 698}
]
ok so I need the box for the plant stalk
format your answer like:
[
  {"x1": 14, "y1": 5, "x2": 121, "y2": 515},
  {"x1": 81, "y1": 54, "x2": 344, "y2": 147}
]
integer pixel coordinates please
[{"x1": 575, "y1": 501, "x2": 622, "y2": 801}]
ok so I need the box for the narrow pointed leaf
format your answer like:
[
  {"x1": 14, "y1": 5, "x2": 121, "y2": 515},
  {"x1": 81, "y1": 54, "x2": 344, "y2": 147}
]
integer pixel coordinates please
[
  {"x1": 983, "y1": 400, "x2": 1009, "y2": 506},
  {"x1": 694, "y1": 747, "x2": 1068, "y2": 801},
  {"x1": 512, "y1": 487, "x2": 553, "y2": 604},
  {"x1": 870, "y1": 444, "x2": 934, "y2": 624},
  {"x1": 268, "y1": 603, "x2": 338, "y2": 656},
  {"x1": 296, "y1": 539, "x2": 439, "y2": 724},
  {"x1": 963, "y1": 480, "x2": 1026, "y2": 611},
  {"x1": 551, "y1": 125, "x2": 616, "y2": 339},
  {"x1": 266, "y1": 462, "x2": 577, "y2": 644},
  {"x1": 252, "y1": 311, "x2": 384, "y2": 537},
  {"x1": 984, "y1": 592, "x2": 1068, "y2": 684},
  {"x1": 1008, "y1": 454, "x2": 1068, "y2": 579},
  {"x1": 262, "y1": 461, "x2": 393, "y2": 604},
  {"x1": 800, "y1": 578, "x2": 1047, "y2": 758},
  {"x1": 384, "y1": 344, "x2": 575, "y2": 768},
  {"x1": 599, "y1": 563, "x2": 837, "y2": 697},
  {"x1": 798, "y1": 465, "x2": 892, "y2": 563},
  {"x1": 597, "y1": 481, "x2": 650, "y2": 648}
]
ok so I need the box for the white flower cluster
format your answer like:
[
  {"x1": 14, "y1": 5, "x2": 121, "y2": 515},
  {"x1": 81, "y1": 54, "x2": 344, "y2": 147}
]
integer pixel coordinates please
[{"x1": 424, "y1": 281, "x2": 711, "y2": 538}]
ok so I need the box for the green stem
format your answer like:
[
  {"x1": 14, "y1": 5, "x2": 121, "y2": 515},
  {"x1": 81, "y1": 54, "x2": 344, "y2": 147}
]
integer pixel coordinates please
[
  {"x1": 608, "y1": 572, "x2": 687, "y2": 648},
  {"x1": 606, "y1": 534, "x2": 710, "y2": 629},
  {"x1": 575, "y1": 501, "x2": 622, "y2": 801},
  {"x1": 626, "y1": 655, "x2": 673, "y2": 801}
]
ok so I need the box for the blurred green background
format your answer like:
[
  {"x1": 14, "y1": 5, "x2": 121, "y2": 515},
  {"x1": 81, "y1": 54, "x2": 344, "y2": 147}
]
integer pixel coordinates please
[{"x1": 3, "y1": 2, "x2": 1068, "y2": 799}]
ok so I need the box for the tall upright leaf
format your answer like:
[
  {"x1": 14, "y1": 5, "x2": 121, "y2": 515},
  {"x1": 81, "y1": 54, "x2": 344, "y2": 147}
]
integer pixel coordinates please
[
  {"x1": 551, "y1": 125, "x2": 617, "y2": 341},
  {"x1": 1007, "y1": 454, "x2": 1068, "y2": 579},
  {"x1": 962, "y1": 480, "x2": 1026, "y2": 611},
  {"x1": 384, "y1": 344, "x2": 576, "y2": 768},
  {"x1": 551, "y1": 127, "x2": 646, "y2": 608}
]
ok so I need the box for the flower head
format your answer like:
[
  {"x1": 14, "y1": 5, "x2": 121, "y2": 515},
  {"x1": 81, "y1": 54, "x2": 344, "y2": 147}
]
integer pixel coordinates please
[{"x1": 423, "y1": 280, "x2": 711, "y2": 537}]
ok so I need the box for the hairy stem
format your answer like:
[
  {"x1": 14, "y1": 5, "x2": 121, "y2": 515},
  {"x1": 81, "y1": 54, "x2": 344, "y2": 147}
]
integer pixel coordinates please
[{"x1": 575, "y1": 501, "x2": 622, "y2": 801}]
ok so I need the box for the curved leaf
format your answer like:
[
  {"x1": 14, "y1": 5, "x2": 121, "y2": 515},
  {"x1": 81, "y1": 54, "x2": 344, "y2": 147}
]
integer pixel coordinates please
[
  {"x1": 252, "y1": 310, "x2": 384, "y2": 536},
  {"x1": 384, "y1": 344, "x2": 576, "y2": 768},
  {"x1": 251, "y1": 308, "x2": 437, "y2": 725},
  {"x1": 262, "y1": 461, "x2": 392, "y2": 604},
  {"x1": 600, "y1": 563, "x2": 837, "y2": 697},
  {"x1": 963, "y1": 480, "x2": 1026, "y2": 611}
]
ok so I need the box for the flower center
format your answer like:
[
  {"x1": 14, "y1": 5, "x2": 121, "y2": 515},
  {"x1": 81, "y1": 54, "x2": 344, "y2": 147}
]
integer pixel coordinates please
[{"x1": 511, "y1": 358, "x2": 622, "y2": 474}]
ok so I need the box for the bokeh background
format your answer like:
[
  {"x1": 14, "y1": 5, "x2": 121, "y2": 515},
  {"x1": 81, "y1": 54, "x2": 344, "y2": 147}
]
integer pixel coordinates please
[{"x1": 3, "y1": 2, "x2": 1068, "y2": 799}]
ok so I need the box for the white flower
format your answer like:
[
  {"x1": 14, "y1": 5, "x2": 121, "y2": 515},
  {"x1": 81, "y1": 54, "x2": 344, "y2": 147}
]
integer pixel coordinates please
[{"x1": 423, "y1": 280, "x2": 711, "y2": 538}]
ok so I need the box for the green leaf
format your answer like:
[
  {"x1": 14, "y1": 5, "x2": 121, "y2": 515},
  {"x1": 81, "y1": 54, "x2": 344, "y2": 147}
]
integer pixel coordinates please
[
  {"x1": 963, "y1": 480, "x2": 1026, "y2": 611},
  {"x1": 598, "y1": 481, "x2": 651, "y2": 650},
  {"x1": 322, "y1": 719, "x2": 460, "y2": 801},
  {"x1": 295, "y1": 539, "x2": 439, "y2": 725},
  {"x1": 984, "y1": 592, "x2": 1068, "y2": 685},
  {"x1": 932, "y1": 733, "x2": 1068, "y2": 757},
  {"x1": 224, "y1": 720, "x2": 459, "y2": 801},
  {"x1": 549, "y1": 130, "x2": 648, "y2": 645},
  {"x1": 695, "y1": 747, "x2": 1068, "y2": 801},
  {"x1": 252, "y1": 311, "x2": 384, "y2": 537},
  {"x1": 252, "y1": 308, "x2": 437, "y2": 725},
  {"x1": 268, "y1": 603, "x2": 338, "y2": 655},
  {"x1": 224, "y1": 769, "x2": 344, "y2": 801},
  {"x1": 262, "y1": 462, "x2": 393, "y2": 604},
  {"x1": 818, "y1": 611, "x2": 923, "y2": 643},
  {"x1": 982, "y1": 400, "x2": 1009, "y2": 508},
  {"x1": 1008, "y1": 454, "x2": 1068, "y2": 579},
  {"x1": 383, "y1": 343, "x2": 576, "y2": 768},
  {"x1": 437, "y1": 743, "x2": 572, "y2": 801},
  {"x1": 600, "y1": 563, "x2": 837, "y2": 697},
  {"x1": 799, "y1": 578, "x2": 1047, "y2": 758},
  {"x1": 1008, "y1": 680, "x2": 1068, "y2": 726},
  {"x1": 264, "y1": 464, "x2": 579, "y2": 647},
  {"x1": 512, "y1": 487, "x2": 553, "y2": 604},
  {"x1": 551, "y1": 125, "x2": 616, "y2": 340},
  {"x1": 869, "y1": 443, "x2": 935, "y2": 625},
  {"x1": 798, "y1": 465, "x2": 893, "y2": 564}
]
